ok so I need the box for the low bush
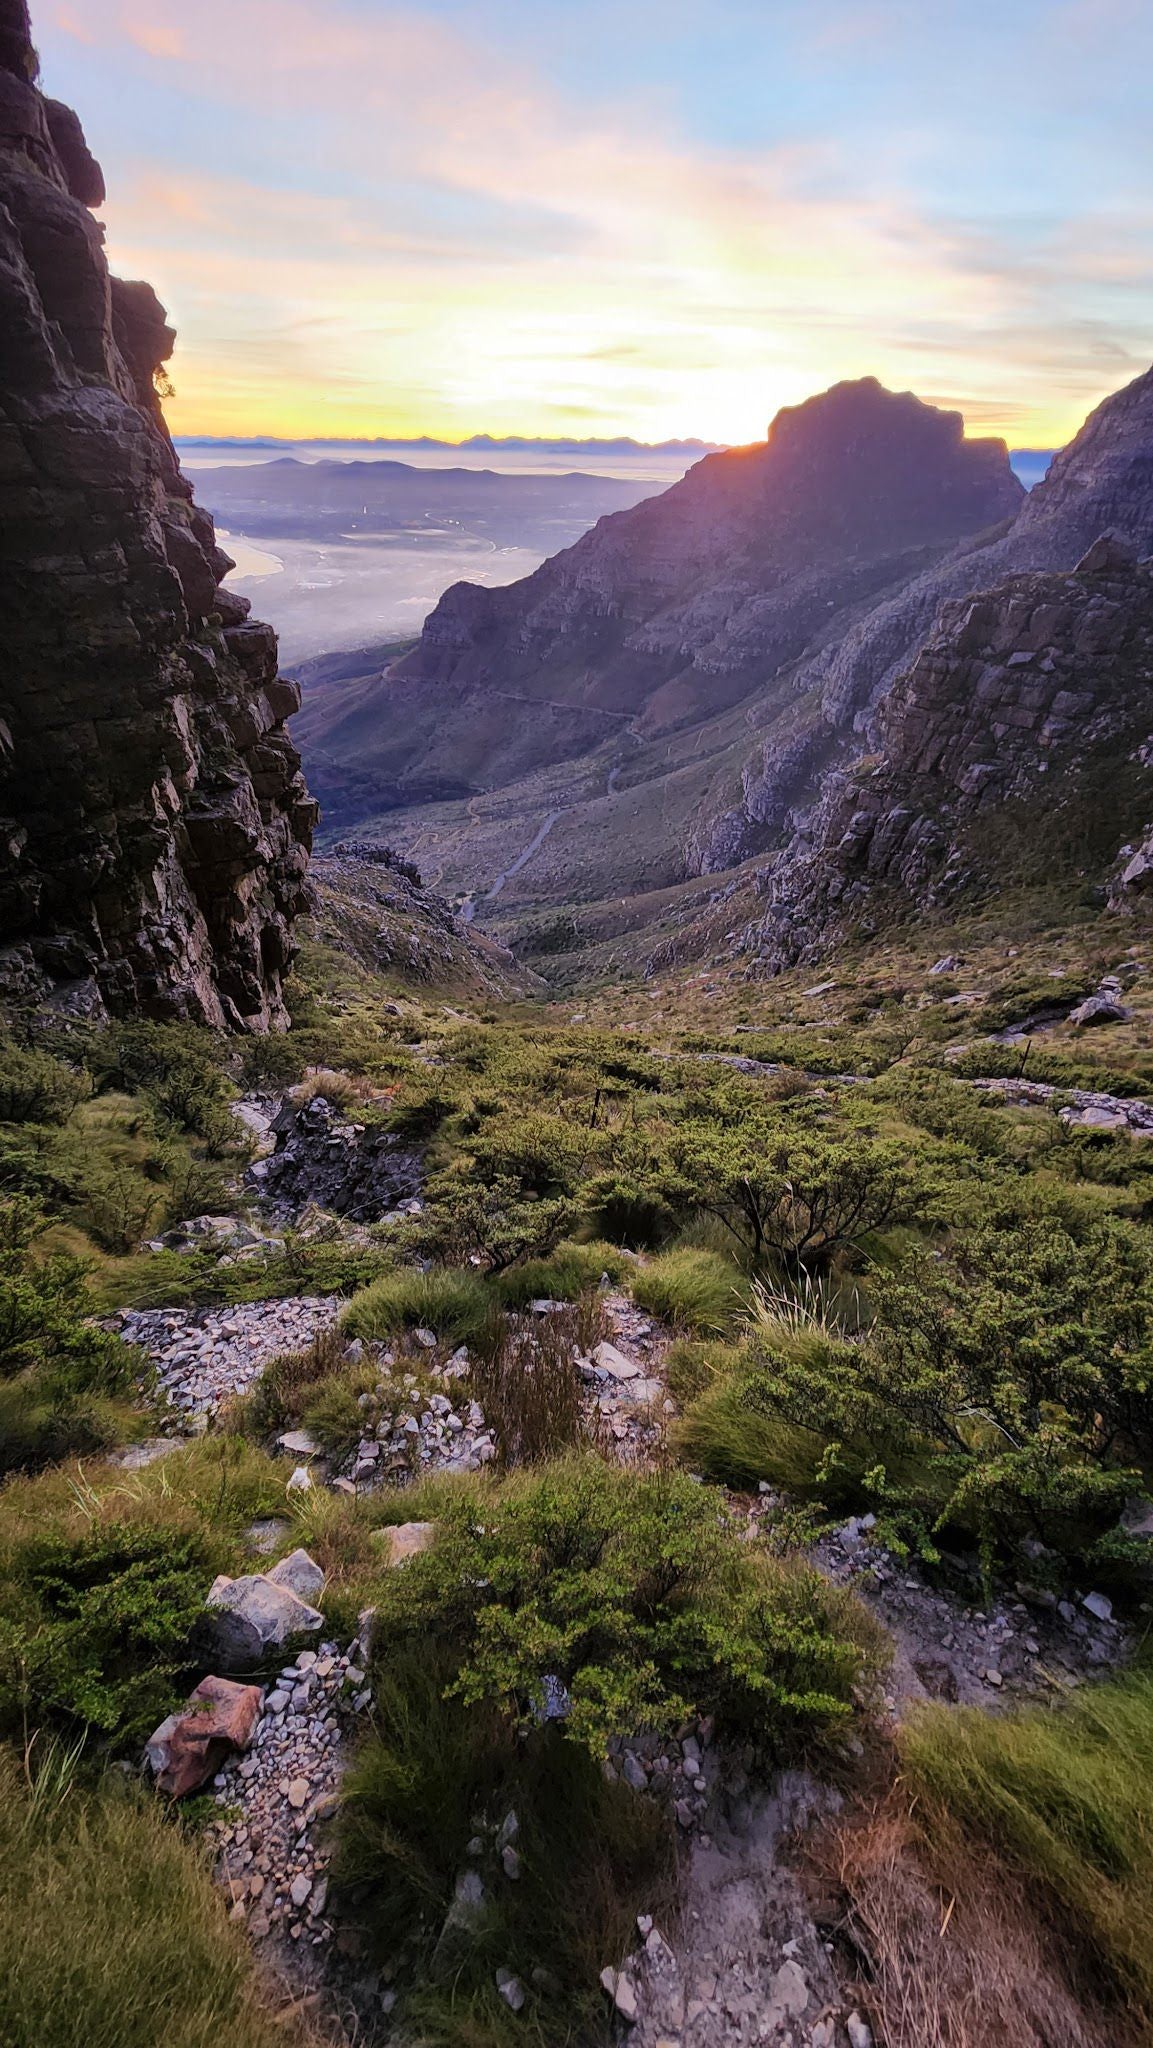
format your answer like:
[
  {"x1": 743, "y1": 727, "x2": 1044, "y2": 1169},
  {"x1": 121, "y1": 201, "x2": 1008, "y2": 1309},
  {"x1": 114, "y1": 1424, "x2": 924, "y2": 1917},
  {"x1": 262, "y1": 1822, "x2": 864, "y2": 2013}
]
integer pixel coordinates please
[
  {"x1": 0, "y1": 1521, "x2": 211, "y2": 1748},
  {"x1": 0, "y1": 1439, "x2": 284, "y2": 1749},
  {"x1": 341, "y1": 1265, "x2": 493, "y2": 1349},
  {"x1": 0, "y1": 1041, "x2": 90, "y2": 1125},
  {"x1": 337, "y1": 1459, "x2": 880, "y2": 2045},
  {"x1": 631, "y1": 1247, "x2": 745, "y2": 1335},
  {"x1": 361, "y1": 1456, "x2": 880, "y2": 1758},
  {"x1": 0, "y1": 1198, "x2": 140, "y2": 1475},
  {"x1": 0, "y1": 1748, "x2": 298, "y2": 2048},
  {"x1": 697, "y1": 1216, "x2": 1153, "y2": 1573}
]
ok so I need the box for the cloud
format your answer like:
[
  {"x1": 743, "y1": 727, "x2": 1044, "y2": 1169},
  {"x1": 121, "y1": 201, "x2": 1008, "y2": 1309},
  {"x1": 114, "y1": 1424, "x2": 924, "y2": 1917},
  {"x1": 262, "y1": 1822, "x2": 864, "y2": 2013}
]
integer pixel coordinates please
[{"x1": 46, "y1": 0, "x2": 1153, "y2": 442}]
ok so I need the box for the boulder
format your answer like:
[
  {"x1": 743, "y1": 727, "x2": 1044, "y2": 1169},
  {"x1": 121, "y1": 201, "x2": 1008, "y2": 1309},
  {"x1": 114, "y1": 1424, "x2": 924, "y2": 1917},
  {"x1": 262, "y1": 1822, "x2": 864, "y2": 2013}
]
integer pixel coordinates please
[
  {"x1": 266, "y1": 1547, "x2": 326, "y2": 1600},
  {"x1": 377, "y1": 1521, "x2": 437, "y2": 1567},
  {"x1": 201, "y1": 1567, "x2": 324, "y2": 1669},
  {"x1": 145, "y1": 1675, "x2": 261, "y2": 1798},
  {"x1": 591, "y1": 1339, "x2": 641, "y2": 1381},
  {"x1": 277, "y1": 1428, "x2": 322, "y2": 1457}
]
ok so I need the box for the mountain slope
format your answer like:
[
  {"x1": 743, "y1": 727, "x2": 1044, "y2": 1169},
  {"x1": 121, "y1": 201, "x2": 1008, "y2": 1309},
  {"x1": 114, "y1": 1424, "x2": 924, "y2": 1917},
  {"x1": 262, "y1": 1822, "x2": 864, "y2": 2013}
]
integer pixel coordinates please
[
  {"x1": 297, "y1": 381, "x2": 1021, "y2": 825},
  {"x1": 748, "y1": 535, "x2": 1153, "y2": 967}
]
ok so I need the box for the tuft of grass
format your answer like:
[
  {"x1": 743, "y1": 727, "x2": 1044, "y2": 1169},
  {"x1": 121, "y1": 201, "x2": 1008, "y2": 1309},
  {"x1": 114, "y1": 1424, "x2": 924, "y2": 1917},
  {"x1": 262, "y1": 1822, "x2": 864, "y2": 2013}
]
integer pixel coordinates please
[
  {"x1": 341, "y1": 1265, "x2": 493, "y2": 1349},
  {"x1": 901, "y1": 1674, "x2": 1153, "y2": 2019},
  {"x1": 0, "y1": 1747, "x2": 306, "y2": 2048},
  {"x1": 664, "y1": 1336, "x2": 746, "y2": 1406},
  {"x1": 631, "y1": 1247, "x2": 746, "y2": 1335},
  {"x1": 491, "y1": 1239, "x2": 626, "y2": 1309},
  {"x1": 236, "y1": 1325, "x2": 349, "y2": 1441}
]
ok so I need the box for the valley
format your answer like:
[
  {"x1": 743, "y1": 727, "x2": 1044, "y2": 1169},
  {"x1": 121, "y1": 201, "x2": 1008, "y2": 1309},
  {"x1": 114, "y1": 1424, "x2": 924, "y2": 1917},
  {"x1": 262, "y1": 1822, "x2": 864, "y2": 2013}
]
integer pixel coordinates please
[{"x1": 4, "y1": 10, "x2": 1153, "y2": 2048}]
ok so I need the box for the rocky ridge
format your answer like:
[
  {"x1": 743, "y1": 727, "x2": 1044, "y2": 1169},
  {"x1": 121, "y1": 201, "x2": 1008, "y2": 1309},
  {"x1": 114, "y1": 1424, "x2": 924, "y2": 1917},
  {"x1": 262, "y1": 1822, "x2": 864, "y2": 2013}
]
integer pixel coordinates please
[
  {"x1": 749, "y1": 537, "x2": 1153, "y2": 965},
  {"x1": 0, "y1": 0, "x2": 315, "y2": 1028},
  {"x1": 296, "y1": 382, "x2": 1020, "y2": 875}
]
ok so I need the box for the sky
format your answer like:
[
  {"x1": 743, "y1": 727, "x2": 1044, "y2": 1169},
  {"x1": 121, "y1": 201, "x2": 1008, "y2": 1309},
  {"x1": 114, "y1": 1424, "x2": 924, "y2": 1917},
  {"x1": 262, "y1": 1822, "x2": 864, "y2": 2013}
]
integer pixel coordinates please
[{"x1": 35, "y1": 0, "x2": 1153, "y2": 447}]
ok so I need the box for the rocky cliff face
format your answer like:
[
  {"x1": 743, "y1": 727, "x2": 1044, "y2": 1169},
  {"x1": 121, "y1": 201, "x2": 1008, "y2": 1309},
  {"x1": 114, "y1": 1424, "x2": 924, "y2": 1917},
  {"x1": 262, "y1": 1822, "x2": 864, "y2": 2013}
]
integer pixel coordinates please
[
  {"x1": 366, "y1": 380, "x2": 1022, "y2": 799},
  {"x1": 0, "y1": 0, "x2": 315, "y2": 1029},
  {"x1": 724, "y1": 363, "x2": 1153, "y2": 872},
  {"x1": 748, "y1": 534, "x2": 1153, "y2": 966}
]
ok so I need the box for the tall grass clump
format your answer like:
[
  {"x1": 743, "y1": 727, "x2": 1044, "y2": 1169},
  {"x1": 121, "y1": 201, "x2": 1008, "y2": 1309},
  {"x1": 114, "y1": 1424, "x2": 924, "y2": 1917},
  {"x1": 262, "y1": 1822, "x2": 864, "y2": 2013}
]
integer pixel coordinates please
[
  {"x1": 491, "y1": 1239, "x2": 625, "y2": 1309},
  {"x1": 0, "y1": 1747, "x2": 299, "y2": 2048},
  {"x1": 471, "y1": 1306, "x2": 591, "y2": 1466},
  {"x1": 901, "y1": 1674, "x2": 1153, "y2": 2019},
  {"x1": 631, "y1": 1247, "x2": 745, "y2": 1335},
  {"x1": 341, "y1": 1265, "x2": 492, "y2": 1349}
]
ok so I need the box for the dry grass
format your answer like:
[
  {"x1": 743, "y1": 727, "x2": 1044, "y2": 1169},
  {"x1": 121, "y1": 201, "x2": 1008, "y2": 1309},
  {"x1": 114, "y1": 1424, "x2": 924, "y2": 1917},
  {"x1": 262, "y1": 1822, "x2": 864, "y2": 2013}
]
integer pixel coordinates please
[
  {"x1": 472, "y1": 1305, "x2": 596, "y2": 1466},
  {"x1": 813, "y1": 1788, "x2": 1145, "y2": 2048}
]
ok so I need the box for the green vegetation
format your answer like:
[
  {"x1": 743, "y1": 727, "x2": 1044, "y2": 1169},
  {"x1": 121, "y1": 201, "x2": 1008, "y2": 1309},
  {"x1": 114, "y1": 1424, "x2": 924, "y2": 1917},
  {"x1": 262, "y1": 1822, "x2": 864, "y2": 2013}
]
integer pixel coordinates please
[
  {"x1": 631, "y1": 1246, "x2": 746, "y2": 1334},
  {"x1": 677, "y1": 1215, "x2": 1153, "y2": 1572},
  {"x1": 0, "y1": 1439, "x2": 283, "y2": 1750},
  {"x1": 341, "y1": 1264, "x2": 494, "y2": 1348},
  {"x1": 902, "y1": 1675, "x2": 1153, "y2": 2018},
  {"x1": 337, "y1": 1457, "x2": 881, "y2": 2043},
  {"x1": 0, "y1": 1198, "x2": 139, "y2": 1475},
  {"x1": 0, "y1": 1747, "x2": 298, "y2": 2048}
]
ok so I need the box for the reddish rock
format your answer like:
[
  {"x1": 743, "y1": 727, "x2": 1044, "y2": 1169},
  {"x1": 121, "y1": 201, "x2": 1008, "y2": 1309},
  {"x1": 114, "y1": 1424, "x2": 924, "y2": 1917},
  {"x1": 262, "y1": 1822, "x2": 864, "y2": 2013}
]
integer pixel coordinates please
[{"x1": 148, "y1": 1676, "x2": 262, "y2": 1800}]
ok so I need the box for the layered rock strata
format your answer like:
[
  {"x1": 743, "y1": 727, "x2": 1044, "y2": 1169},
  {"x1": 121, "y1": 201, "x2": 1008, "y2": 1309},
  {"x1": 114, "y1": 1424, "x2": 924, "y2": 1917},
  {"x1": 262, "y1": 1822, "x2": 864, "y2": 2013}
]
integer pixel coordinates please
[
  {"x1": 0, "y1": 0, "x2": 315, "y2": 1027},
  {"x1": 750, "y1": 536, "x2": 1153, "y2": 965},
  {"x1": 347, "y1": 379, "x2": 1023, "y2": 801}
]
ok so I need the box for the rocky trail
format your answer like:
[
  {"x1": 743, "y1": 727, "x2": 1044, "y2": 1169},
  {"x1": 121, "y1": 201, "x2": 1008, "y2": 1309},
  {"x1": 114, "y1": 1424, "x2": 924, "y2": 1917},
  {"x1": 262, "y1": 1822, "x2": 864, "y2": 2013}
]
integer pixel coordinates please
[
  {"x1": 114, "y1": 1080, "x2": 1139, "y2": 2047},
  {"x1": 121, "y1": 1248, "x2": 1133, "y2": 2048}
]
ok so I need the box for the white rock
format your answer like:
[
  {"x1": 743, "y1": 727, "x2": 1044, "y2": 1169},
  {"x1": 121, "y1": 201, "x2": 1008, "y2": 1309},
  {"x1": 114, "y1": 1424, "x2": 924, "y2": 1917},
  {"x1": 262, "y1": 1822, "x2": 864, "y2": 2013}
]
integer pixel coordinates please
[
  {"x1": 205, "y1": 1573, "x2": 324, "y2": 1650},
  {"x1": 266, "y1": 1548, "x2": 326, "y2": 1601}
]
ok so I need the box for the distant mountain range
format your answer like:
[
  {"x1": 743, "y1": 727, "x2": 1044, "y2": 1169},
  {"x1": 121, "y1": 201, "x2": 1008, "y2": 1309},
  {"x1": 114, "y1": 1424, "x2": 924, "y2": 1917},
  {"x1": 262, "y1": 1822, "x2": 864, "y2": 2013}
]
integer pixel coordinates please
[
  {"x1": 176, "y1": 433, "x2": 1053, "y2": 481},
  {"x1": 176, "y1": 434, "x2": 721, "y2": 457}
]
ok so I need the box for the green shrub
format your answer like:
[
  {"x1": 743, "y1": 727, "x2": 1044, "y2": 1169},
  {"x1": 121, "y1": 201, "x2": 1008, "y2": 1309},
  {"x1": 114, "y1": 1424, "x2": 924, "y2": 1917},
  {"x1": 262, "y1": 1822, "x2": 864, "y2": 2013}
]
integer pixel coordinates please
[
  {"x1": 0, "y1": 1199, "x2": 140, "y2": 1475},
  {"x1": 0, "y1": 1042, "x2": 90, "y2": 1125},
  {"x1": 341, "y1": 1266, "x2": 493, "y2": 1349},
  {"x1": 337, "y1": 1459, "x2": 879, "y2": 2044},
  {"x1": 902, "y1": 1675, "x2": 1153, "y2": 2017},
  {"x1": 716, "y1": 1216, "x2": 1153, "y2": 1570},
  {"x1": 631, "y1": 1247, "x2": 745, "y2": 1334},
  {"x1": 0, "y1": 1438, "x2": 284, "y2": 1748},
  {"x1": 0, "y1": 1749, "x2": 292, "y2": 2048},
  {"x1": 0, "y1": 1521, "x2": 210, "y2": 1747},
  {"x1": 362, "y1": 1456, "x2": 879, "y2": 1758}
]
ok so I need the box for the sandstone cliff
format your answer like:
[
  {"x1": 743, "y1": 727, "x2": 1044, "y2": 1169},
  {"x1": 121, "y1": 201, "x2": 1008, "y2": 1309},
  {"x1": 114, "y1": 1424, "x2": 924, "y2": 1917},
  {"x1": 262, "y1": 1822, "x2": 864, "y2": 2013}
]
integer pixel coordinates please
[{"x1": 0, "y1": 0, "x2": 316, "y2": 1029}]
